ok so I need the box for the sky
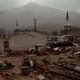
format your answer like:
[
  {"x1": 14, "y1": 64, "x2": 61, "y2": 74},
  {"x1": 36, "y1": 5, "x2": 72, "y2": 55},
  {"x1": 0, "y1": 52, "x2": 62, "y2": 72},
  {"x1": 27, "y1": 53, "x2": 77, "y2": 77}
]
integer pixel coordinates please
[{"x1": 0, "y1": 0, "x2": 80, "y2": 12}]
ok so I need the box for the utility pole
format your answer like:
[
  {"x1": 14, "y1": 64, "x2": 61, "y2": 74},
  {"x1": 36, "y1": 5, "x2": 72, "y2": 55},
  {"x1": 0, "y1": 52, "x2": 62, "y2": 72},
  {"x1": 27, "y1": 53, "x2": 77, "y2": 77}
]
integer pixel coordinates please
[
  {"x1": 34, "y1": 18, "x2": 37, "y2": 32},
  {"x1": 16, "y1": 19, "x2": 19, "y2": 27}
]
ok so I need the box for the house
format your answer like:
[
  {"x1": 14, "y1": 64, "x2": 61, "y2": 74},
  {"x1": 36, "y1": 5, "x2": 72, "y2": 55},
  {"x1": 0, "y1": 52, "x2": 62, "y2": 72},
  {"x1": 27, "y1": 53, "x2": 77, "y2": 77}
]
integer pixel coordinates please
[
  {"x1": 61, "y1": 11, "x2": 80, "y2": 43},
  {"x1": 62, "y1": 27, "x2": 80, "y2": 43}
]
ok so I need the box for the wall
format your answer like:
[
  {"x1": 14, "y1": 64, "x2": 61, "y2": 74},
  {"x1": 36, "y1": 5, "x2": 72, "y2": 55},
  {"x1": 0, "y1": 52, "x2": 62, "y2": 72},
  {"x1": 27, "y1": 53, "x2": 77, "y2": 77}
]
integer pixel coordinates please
[
  {"x1": 9, "y1": 32, "x2": 47, "y2": 50},
  {"x1": 0, "y1": 39, "x2": 4, "y2": 54}
]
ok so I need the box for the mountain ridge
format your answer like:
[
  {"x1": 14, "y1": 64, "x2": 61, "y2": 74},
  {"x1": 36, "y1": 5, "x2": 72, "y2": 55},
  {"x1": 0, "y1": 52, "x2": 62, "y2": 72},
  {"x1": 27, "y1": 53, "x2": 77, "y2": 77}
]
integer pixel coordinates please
[{"x1": 0, "y1": 2, "x2": 80, "y2": 33}]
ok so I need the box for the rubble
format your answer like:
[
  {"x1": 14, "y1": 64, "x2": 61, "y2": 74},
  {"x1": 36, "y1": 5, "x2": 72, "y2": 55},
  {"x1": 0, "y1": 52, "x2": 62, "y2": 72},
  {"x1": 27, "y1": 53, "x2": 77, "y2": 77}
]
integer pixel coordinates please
[{"x1": 0, "y1": 37, "x2": 80, "y2": 80}]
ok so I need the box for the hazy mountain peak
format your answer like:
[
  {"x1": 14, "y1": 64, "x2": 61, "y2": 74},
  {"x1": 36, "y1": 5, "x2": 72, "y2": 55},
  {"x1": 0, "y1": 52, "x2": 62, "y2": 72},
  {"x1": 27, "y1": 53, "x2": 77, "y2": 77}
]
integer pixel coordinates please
[
  {"x1": 25, "y1": 2, "x2": 40, "y2": 6},
  {"x1": 17, "y1": 2, "x2": 41, "y2": 9},
  {"x1": 0, "y1": 2, "x2": 80, "y2": 34},
  {"x1": 20, "y1": 2, "x2": 63, "y2": 12}
]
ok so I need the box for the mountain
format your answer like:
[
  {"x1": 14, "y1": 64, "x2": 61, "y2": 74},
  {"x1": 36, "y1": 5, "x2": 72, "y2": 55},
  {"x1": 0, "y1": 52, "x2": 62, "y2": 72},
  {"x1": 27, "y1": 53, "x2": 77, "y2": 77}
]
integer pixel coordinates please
[{"x1": 0, "y1": 2, "x2": 80, "y2": 33}]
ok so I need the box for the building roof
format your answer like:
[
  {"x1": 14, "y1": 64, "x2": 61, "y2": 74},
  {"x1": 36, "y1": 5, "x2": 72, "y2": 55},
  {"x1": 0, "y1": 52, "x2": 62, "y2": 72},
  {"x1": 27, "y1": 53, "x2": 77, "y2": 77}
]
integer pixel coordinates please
[{"x1": 64, "y1": 23, "x2": 72, "y2": 27}]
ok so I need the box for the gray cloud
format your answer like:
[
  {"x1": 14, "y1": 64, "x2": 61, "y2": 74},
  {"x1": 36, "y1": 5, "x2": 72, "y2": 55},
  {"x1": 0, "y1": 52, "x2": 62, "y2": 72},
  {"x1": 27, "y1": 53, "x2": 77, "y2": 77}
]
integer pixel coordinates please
[
  {"x1": 0, "y1": 0, "x2": 29, "y2": 10},
  {"x1": 33, "y1": 0, "x2": 80, "y2": 12},
  {"x1": 0, "y1": 0, "x2": 80, "y2": 12}
]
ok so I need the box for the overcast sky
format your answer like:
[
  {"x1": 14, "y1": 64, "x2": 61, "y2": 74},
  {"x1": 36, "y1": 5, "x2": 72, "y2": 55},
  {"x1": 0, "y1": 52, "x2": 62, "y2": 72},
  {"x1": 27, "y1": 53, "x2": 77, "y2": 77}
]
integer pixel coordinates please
[{"x1": 0, "y1": 0, "x2": 80, "y2": 12}]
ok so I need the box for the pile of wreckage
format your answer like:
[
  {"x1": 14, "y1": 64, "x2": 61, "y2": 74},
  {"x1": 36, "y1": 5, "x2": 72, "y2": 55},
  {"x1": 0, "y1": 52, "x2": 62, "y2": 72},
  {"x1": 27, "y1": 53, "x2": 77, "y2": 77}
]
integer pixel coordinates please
[
  {"x1": 0, "y1": 38, "x2": 80, "y2": 80},
  {"x1": 25, "y1": 38, "x2": 80, "y2": 55},
  {"x1": 0, "y1": 60, "x2": 14, "y2": 70},
  {"x1": 4, "y1": 37, "x2": 80, "y2": 58},
  {"x1": 0, "y1": 53, "x2": 80, "y2": 80},
  {"x1": 19, "y1": 53, "x2": 80, "y2": 80}
]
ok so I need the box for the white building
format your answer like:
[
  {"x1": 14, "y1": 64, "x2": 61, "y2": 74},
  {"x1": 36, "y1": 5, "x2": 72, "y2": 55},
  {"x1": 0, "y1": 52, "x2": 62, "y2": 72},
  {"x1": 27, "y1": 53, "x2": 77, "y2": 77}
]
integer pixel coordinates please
[{"x1": 9, "y1": 32, "x2": 47, "y2": 50}]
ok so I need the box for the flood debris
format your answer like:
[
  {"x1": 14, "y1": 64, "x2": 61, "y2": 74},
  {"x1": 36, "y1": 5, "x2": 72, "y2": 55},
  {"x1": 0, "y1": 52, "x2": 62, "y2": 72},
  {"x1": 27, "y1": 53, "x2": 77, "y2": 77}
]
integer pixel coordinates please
[
  {"x1": 0, "y1": 60, "x2": 14, "y2": 70},
  {"x1": 36, "y1": 74, "x2": 45, "y2": 80},
  {"x1": 0, "y1": 37, "x2": 80, "y2": 80}
]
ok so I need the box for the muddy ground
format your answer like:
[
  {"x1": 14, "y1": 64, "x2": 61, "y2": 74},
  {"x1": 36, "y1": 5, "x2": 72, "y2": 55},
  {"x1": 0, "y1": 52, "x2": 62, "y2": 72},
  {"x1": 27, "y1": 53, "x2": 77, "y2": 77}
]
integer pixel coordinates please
[{"x1": 0, "y1": 53, "x2": 80, "y2": 80}]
